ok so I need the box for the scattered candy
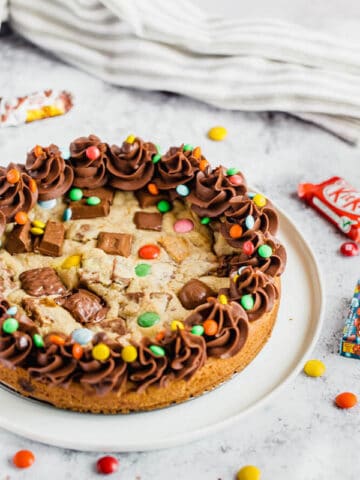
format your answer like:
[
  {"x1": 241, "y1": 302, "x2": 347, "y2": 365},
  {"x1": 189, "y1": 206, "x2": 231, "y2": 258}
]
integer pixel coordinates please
[
  {"x1": 245, "y1": 215, "x2": 255, "y2": 230},
  {"x1": 72, "y1": 343, "x2": 83, "y2": 360},
  {"x1": 200, "y1": 217, "x2": 211, "y2": 225},
  {"x1": 86, "y1": 196, "x2": 101, "y2": 206},
  {"x1": 86, "y1": 145, "x2": 100, "y2": 161},
  {"x1": 199, "y1": 159, "x2": 208, "y2": 171},
  {"x1": 137, "y1": 312, "x2": 160, "y2": 328},
  {"x1": 183, "y1": 144, "x2": 193, "y2": 152},
  {"x1": 96, "y1": 455, "x2": 119, "y2": 475},
  {"x1": 340, "y1": 242, "x2": 359, "y2": 257},
  {"x1": 32, "y1": 219, "x2": 46, "y2": 229},
  {"x1": 6, "y1": 168, "x2": 20, "y2": 184},
  {"x1": 157, "y1": 199, "x2": 171, "y2": 213},
  {"x1": 49, "y1": 334, "x2": 65, "y2": 346},
  {"x1": 69, "y1": 187, "x2": 83, "y2": 201},
  {"x1": 226, "y1": 167, "x2": 239, "y2": 176},
  {"x1": 126, "y1": 134, "x2": 136, "y2": 144},
  {"x1": 72, "y1": 328, "x2": 94, "y2": 345},
  {"x1": 138, "y1": 244, "x2": 160, "y2": 260},
  {"x1": 2, "y1": 317, "x2": 19, "y2": 334},
  {"x1": 229, "y1": 174, "x2": 244, "y2": 186},
  {"x1": 176, "y1": 184, "x2": 190, "y2": 197},
  {"x1": 243, "y1": 240, "x2": 255, "y2": 256},
  {"x1": 218, "y1": 294, "x2": 228, "y2": 305},
  {"x1": 304, "y1": 359, "x2": 326, "y2": 377},
  {"x1": 6, "y1": 306, "x2": 17, "y2": 316},
  {"x1": 135, "y1": 263, "x2": 151, "y2": 277},
  {"x1": 33, "y1": 333, "x2": 44, "y2": 348},
  {"x1": 171, "y1": 320, "x2": 184, "y2": 331},
  {"x1": 63, "y1": 207, "x2": 72, "y2": 221},
  {"x1": 258, "y1": 244, "x2": 272, "y2": 258},
  {"x1": 335, "y1": 392, "x2": 358, "y2": 409},
  {"x1": 147, "y1": 183, "x2": 159, "y2": 195},
  {"x1": 203, "y1": 319, "x2": 218, "y2": 336},
  {"x1": 152, "y1": 153, "x2": 161, "y2": 164},
  {"x1": 38, "y1": 198, "x2": 57, "y2": 209},
  {"x1": 241, "y1": 294, "x2": 254, "y2": 311},
  {"x1": 13, "y1": 450, "x2": 35, "y2": 469},
  {"x1": 92, "y1": 343, "x2": 110, "y2": 361},
  {"x1": 340, "y1": 279, "x2": 360, "y2": 358},
  {"x1": 229, "y1": 224, "x2": 243, "y2": 239},
  {"x1": 149, "y1": 345, "x2": 166, "y2": 357},
  {"x1": 62, "y1": 255, "x2": 82, "y2": 269},
  {"x1": 121, "y1": 345, "x2": 138, "y2": 363},
  {"x1": 191, "y1": 325, "x2": 204, "y2": 336},
  {"x1": 208, "y1": 126, "x2": 227, "y2": 141},
  {"x1": 253, "y1": 193, "x2": 266, "y2": 208},
  {"x1": 173, "y1": 218, "x2": 194, "y2": 233},
  {"x1": 236, "y1": 465, "x2": 261, "y2": 480},
  {"x1": 14, "y1": 211, "x2": 28, "y2": 225},
  {"x1": 30, "y1": 227, "x2": 44, "y2": 236}
]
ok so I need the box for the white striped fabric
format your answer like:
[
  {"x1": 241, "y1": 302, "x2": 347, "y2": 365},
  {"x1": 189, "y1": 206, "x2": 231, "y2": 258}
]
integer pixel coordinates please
[{"x1": 4, "y1": 0, "x2": 360, "y2": 142}]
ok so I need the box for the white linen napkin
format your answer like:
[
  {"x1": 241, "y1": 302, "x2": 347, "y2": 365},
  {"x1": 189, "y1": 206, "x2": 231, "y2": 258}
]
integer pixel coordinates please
[{"x1": 3, "y1": 0, "x2": 360, "y2": 143}]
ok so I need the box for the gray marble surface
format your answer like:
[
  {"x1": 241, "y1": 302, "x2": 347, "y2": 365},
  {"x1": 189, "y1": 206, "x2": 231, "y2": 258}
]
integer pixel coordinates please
[{"x1": 0, "y1": 34, "x2": 359, "y2": 480}]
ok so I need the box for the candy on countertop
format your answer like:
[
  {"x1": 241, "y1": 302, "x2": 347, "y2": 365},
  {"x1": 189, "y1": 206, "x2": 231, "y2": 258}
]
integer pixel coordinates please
[
  {"x1": 340, "y1": 242, "x2": 359, "y2": 257},
  {"x1": 121, "y1": 345, "x2": 138, "y2": 363},
  {"x1": 237, "y1": 465, "x2": 261, "y2": 480},
  {"x1": 208, "y1": 126, "x2": 227, "y2": 141},
  {"x1": 173, "y1": 218, "x2": 194, "y2": 233},
  {"x1": 13, "y1": 450, "x2": 35, "y2": 469},
  {"x1": 96, "y1": 455, "x2": 119, "y2": 474},
  {"x1": 335, "y1": 392, "x2": 358, "y2": 409},
  {"x1": 138, "y1": 244, "x2": 160, "y2": 260},
  {"x1": 137, "y1": 312, "x2": 160, "y2": 328},
  {"x1": 303, "y1": 359, "x2": 326, "y2": 377},
  {"x1": 340, "y1": 279, "x2": 360, "y2": 359},
  {"x1": 92, "y1": 343, "x2": 110, "y2": 361}
]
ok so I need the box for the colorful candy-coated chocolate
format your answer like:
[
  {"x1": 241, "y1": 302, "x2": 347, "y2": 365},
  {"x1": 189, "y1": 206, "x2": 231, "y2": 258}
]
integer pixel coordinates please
[
  {"x1": 340, "y1": 242, "x2": 359, "y2": 257},
  {"x1": 38, "y1": 198, "x2": 57, "y2": 209},
  {"x1": 229, "y1": 224, "x2": 243, "y2": 239},
  {"x1": 258, "y1": 244, "x2": 272, "y2": 258},
  {"x1": 6, "y1": 306, "x2": 17, "y2": 316},
  {"x1": 49, "y1": 334, "x2": 65, "y2": 346},
  {"x1": 92, "y1": 343, "x2": 110, "y2": 361},
  {"x1": 243, "y1": 240, "x2": 255, "y2": 256},
  {"x1": 147, "y1": 183, "x2": 159, "y2": 195},
  {"x1": 63, "y1": 207, "x2": 72, "y2": 221},
  {"x1": 86, "y1": 196, "x2": 101, "y2": 206},
  {"x1": 60, "y1": 148, "x2": 70, "y2": 160},
  {"x1": 149, "y1": 345, "x2": 166, "y2": 356},
  {"x1": 192, "y1": 146, "x2": 201, "y2": 159},
  {"x1": 229, "y1": 174, "x2": 244, "y2": 186},
  {"x1": 208, "y1": 126, "x2": 227, "y2": 141},
  {"x1": 245, "y1": 215, "x2": 255, "y2": 230},
  {"x1": 152, "y1": 153, "x2": 161, "y2": 164},
  {"x1": 173, "y1": 219, "x2": 194, "y2": 233},
  {"x1": 30, "y1": 226, "x2": 44, "y2": 236},
  {"x1": 237, "y1": 266, "x2": 246, "y2": 275},
  {"x1": 125, "y1": 134, "x2": 135, "y2": 144},
  {"x1": 14, "y1": 211, "x2": 28, "y2": 225},
  {"x1": 183, "y1": 144, "x2": 193, "y2": 152},
  {"x1": 218, "y1": 294, "x2": 228, "y2": 305},
  {"x1": 237, "y1": 465, "x2": 261, "y2": 480},
  {"x1": 72, "y1": 343, "x2": 84, "y2": 360},
  {"x1": 62, "y1": 255, "x2": 82, "y2": 269},
  {"x1": 33, "y1": 145, "x2": 44, "y2": 157},
  {"x1": 2, "y1": 317, "x2": 19, "y2": 334},
  {"x1": 13, "y1": 450, "x2": 35, "y2": 469},
  {"x1": 253, "y1": 193, "x2": 266, "y2": 207},
  {"x1": 85, "y1": 145, "x2": 100, "y2": 161},
  {"x1": 203, "y1": 319, "x2": 218, "y2": 336},
  {"x1": 303, "y1": 359, "x2": 326, "y2": 377},
  {"x1": 18, "y1": 336, "x2": 29, "y2": 349},
  {"x1": 191, "y1": 325, "x2": 204, "y2": 336},
  {"x1": 69, "y1": 188, "x2": 83, "y2": 201},
  {"x1": 33, "y1": 333, "x2": 44, "y2": 348},
  {"x1": 200, "y1": 217, "x2": 211, "y2": 225},
  {"x1": 335, "y1": 392, "x2": 358, "y2": 409},
  {"x1": 170, "y1": 320, "x2": 184, "y2": 331},
  {"x1": 32, "y1": 219, "x2": 46, "y2": 229},
  {"x1": 241, "y1": 294, "x2": 254, "y2": 310},
  {"x1": 226, "y1": 167, "x2": 239, "y2": 176},
  {"x1": 176, "y1": 184, "x2": 190, "y2": 197},
  {"x1": 135, "y1": 263, "x2": 151, "y2": 277},
  {"x1": 96, "y1": 455, "x2": 119, "y2": 474},
  {"x1": 157, "y1": 199, "x2": 171, "y2": 213},
  {"x1": 137, "y1": 312, "x2": 160, "y2": 328},
  {"x1": 121, "y1": 345, "x2": 138, "y2": 363},
  {"x1": 155, "y1": 330, "x2": 165, "y2": 342},
  {"x1": 199, "y1": 159, "x2": 208, "y2": 171},
  {"x1": 138, "y1": 244, "x2": 160, "y2": 259},
  {"x1": 247, "y1": 192, "x2": 256, "y2": 199},
  {"x1": 72, "y1": 328, "x2": 94, "y2": 345},
  {"x1": 6, "y1": 168, "x2": 20, "y2": 184},
  {"x1": 29, "y1": 178, "x2": 37, "y2": 193}
]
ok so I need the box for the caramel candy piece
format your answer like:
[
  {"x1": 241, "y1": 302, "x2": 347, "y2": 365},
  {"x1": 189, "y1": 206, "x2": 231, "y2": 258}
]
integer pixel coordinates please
[
  {"x1": 134, "y1": 211, "x2": 162, "y2": 231},
  {"x1": 56, "y1": 288, "x2": 108, "y2": 324},
  {"x1": 35, "y1": 221, "x2": 65, "y2": 257},
  {"x1": 135, "y1": 189, "x2": 168, "y2": 208},
  {"x1": 5, "y1": 221, "x2": 32, "y2": 254},
  {"x1": 97, "y1": 232, "x2": 133, "y2": 257},
  {"x1": 70, "y1": 199, "x2": 110, "y2": 220},
  {"x1": 20, "y1": 267, "x2": 66, "y2": 296},
  {"x1": 178, "y1": 279, "x2": 214, "y2": 309},
  {"x1": 82, "y1": 187, "x2": 115, "y2": 205},
  {"x1": 158, "y1": 235, "x2": 190, "y2": 263}
]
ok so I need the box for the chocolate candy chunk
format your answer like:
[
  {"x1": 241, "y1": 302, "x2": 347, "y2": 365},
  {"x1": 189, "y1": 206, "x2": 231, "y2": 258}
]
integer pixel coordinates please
[
  {"x1": 135, "y1": 189, "x2": 168, "y2": 208},
  {"x1": 35, "y1": 221, "x2": 65, "y2": 257},
  {"x1": 56, "y1": 288, "x2": 109, "y2": 324},
  {"x1": 82, "y1": 187, "x2": 115, "y2": 205},
  {"x1": 126, "y1": 292, "x2": 145, "y2": 303},
  {"x1": 98, "y1": 318, "x2": 127, "y2": 336},
  {"x1": 20, "y1": 267, "x2": 66, "y2": 297},
  {"x1": 134, "y1": 211, "x2": 162, "y2": 231},
  {"x1": 70, "y1": 198, "x2": 110, "y2": 220},
  {"x1": 97, "y1": 232, "x2": 133, "y2": 257},
  {"x1": 178, "y1": 279, "x2": 214, "y2": 309},
  {"x1": 5, "y1": 221, "x2": 32, "y2": 254}
]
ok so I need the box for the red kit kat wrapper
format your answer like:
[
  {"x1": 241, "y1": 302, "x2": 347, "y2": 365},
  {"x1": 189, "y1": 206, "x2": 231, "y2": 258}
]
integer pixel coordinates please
[{"x1": 298, "y1": 177, "x2": 360, "y2": 242}]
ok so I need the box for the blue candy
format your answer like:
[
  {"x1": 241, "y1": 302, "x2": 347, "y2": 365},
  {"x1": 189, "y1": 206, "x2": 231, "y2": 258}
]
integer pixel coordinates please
[
  {"x1": 61, "y1": 148, "x2": 71, "y2": 160},
  {"x1": 72, "y1": 328, "x2": 94, "y2": 345},
  {"x1": 6, "y1": 306, "x2": 18, "y2": 316},
  {"x1": 247, "y1": 192, "x2": 256, "y2": 199},
  {"x1": 63, "y1": 208, "x2": 72, "y2": 221},
  {"x1": 38, "y1": 199, "x2": 57, "y2": 209},
  {"x1": 176, "y1": 184, "x2": 190, "y2": 197},
  {"x1": 245, "y1": 214, "x2": 255, "y2": 230}
]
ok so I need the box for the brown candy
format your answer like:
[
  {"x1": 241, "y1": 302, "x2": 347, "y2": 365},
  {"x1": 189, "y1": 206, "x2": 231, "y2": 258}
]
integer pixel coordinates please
[
  {"x1": 82, "y1": 187, "x2": 115, "y2": 205},
  {"x1": 135, "y1": 189, "x2": 168, "y2": 208},
  {"x1": 133, "y1": 211, "x2": 162, "y2": 231},
  {"x1": 5, "y1": 221, "x2": 32, "y2": 254},
  {"x1": 56, "y1": 288, "x2": 109, "y2": 324},
  {"x1": 70, "y1": 199, "x2": 110, "y2": 220},
  {"x1": 178, "y1": 279, "x2": 214, "y2": 310},
  {"x1": 97, "y1": 232, "x2": 133, "y2": 257},
  {"x1": 20, "y1": 267, "x2": 66, "y2": 297},
  {"x1": 35, "y1": 221, "x2": 65, "y2": 257}
]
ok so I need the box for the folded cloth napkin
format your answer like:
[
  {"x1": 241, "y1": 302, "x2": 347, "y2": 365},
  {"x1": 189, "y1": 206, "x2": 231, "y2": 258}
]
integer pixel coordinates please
[{"x1": 3, "y1": 0, "x2": 360, "y2": 143}]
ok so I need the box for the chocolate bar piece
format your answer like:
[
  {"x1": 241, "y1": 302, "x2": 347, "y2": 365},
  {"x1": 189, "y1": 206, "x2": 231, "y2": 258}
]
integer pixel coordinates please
[
  {"x1": 35, "y1": 221, "x2": 65, "y2": 257},
  {"x1": 56, "y1": 288, "x2": 108, "y2": 324},
  {"x1": 70, "y1": 199, "x2": 110, "y2": 220},
  {"x1": 135, "y1": 189, "x2": 168, "y2": 208},
  {"x1": 97, "y1": 232, "x2": 133, "y2": 257},
  {"x1": 5, "y1": 221, "x2": 32, "y2": 254},
  {"x1": 20, "y1": 267, "x2": 66, "y2": 296},
  {"x1": 133, "y1": 211, "x2": 162, "y2": 231},
  {"x1": 82, "y1": 187, "x2": 115, "y2": 205}
]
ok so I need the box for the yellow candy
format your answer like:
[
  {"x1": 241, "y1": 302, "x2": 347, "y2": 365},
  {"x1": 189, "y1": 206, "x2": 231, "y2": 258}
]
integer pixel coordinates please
[
  {"x1": 30, "y1": 227, "x2": 44, "y2": 236},
  {"x1": 125, "y1": 134, "x2": 136, "y2": 144},
  {"x1": 92, "y1": 343, "x2": 110, "y2": 361},
  {"x1": 237, "y1": 465, "x2": 261, "y2": 480},
  {"x1": 121, "y1": 345, "x2": 138, "y2": 363},
  {"x1": 62, "y1": 255, "x2": 82, "y2": 269},
  {"x1": 171, "y1": 320, "x2": 184, "y2": 331},
  {"x1": 32, "y1": 219, "x2": 46, "y2": 229},
  {"x1": 253, "y1": 194, "x2": 267, "y2": 208},
  {"x1": 218, "y1": 294, "x2": 228, "y2": 305},
  {"x1": 232, "y1": 274, "x2": 239, "y2": 283},
  {"x1": 304, "y1": 359, "x2": 326, "y2": 377},
  {"x1": 208, "y1": 126, "x2": 227, "y2": 141}
]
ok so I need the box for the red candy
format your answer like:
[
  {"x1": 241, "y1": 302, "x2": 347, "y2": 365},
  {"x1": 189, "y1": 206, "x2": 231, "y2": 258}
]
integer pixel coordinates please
[
  {"x1": 13, "y1": 450, "x2": 35, "y2": 469},
  {"x1": 243, "y1": 240, "x2": 255, "y2": 256},
  {"x1": 96, "y1": 456, "x2": 119, "y2": 474},
  {"x1": 228, "y1": 174, "x2": 244, "y2": 186},
  {"x1": 298, "y1": 177, "x2": 360, "y2": 242},
  {"x1": 340, "y1": 241, "x2": 359, "y2": 257},
  {"x1": 138, "y1": 244, "x2": 160, "y2": 259},
  {"x1": 86, "y1": 145, "x2": 101, "y2": 161}
]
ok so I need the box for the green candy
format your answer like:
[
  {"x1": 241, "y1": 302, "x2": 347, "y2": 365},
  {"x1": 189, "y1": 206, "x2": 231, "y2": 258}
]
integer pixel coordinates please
[
  {"x1": 149, "y1": 345, "x2": 166, "y2": 357},
  {"x1": 69, "y1": 188, "x2": 83, "y2": 202},
  {"x1": 33, "y1": 333, "x2": 45, "y2": 348},
  {"x1": 200, "y1": 217, "x2": 211, "y2": 225},
  {"x1": 2, "y1": 318, "x2": 19, "y2": 334},
  {"x1": 155, "y1": 144, "x2": 161, "y2": 154},
  {"x1": 137, "y1": 312, "x2": 160, "y2": 328},
  {"x1": 157, "y1": 200, "x2": 171, "y2": 213},
  {"x1": 191, "y1": 325, "x2": 204, "y2": 336},
  {"x1": 86, "y1": 196, "x2": 101, "y2": 206},
  {"x1": 152, "y1": 153, "x2": 162, "y2": 164},
  {"x1": 258, "y1": 244, "x2": 273, "y2": 259},
  {"x1": 183, "y1": 144, "x2": 193, "y2": 152},
  {"x1": 135, "y1": 263, "x2": 151, "y2": 277},
  {"x1": 226, "y1": 167, "x2": 239, "y2": 176},
  {"x1": 241, "y1": 294, "x2": 254, "y2": 311}
]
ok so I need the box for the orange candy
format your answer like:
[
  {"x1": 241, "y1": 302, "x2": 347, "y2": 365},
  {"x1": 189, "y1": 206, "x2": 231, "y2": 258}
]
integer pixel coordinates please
[
  {"x1": 203, "y1": 319, "x2": 218, "y2": 336},
  {"x1": 192, "y1": 146, "x2": 202, "y2": 159},
  {"x1": 33, "y1": 145, "x2": 44, "y2": 157},
  {"x1": 6, "y1": 168, "x2": 20, "y2": 184},
  {"x1": 155, "y1": 330, "x2": 165, "y2": 342},
  {"x1": 14, "y1": 211, "x2": 28, "y2": 225},
  {"x1": 72, "y1": 343, "x2": 83, "y2": 360},
  {"x1": 229, "y1": 224, "x2": 243, "y2": 239},
  {"x1": 13, "y1": 450, "x2": 35, "y2": 469},
  {"x1": 147, "y1": 183, "x2": 159, "y2": 196},
  {"x1": 29, "y1": 178, "x2": 37, "y2": 193},
  {"x1": 138, "y1": 244, "x2": 160, "y2": 260},
  {"x1": 199, "y1": 159, "x2": 208, "y2": 172},
  {"x1": 49, "y1": 334, "x2": 65, "y2": 346},
  {"x1": 335, "y1": 392, "x2": 358, "y2": 409}
]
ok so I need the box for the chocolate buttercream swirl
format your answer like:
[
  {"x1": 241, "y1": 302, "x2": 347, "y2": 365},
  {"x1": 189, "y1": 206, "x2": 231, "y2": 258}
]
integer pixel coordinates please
[
  {"x1": 154, "y1": 145, "x2": 201, "y2": 189},
  {"x1": 26, "y1": 144, "x2": 74, "y2": 200},
  {"x1": 188, "y1": 166, "x2": 247, "y2": 218},
  {"x1": 185, "y1": 298, "x2": 249, "y2": 359},
  {"x1": 107, "y1": 137, "x2": 157, "y2": 190},
  {"x1": 0, "y1": 163, "x2": 38, "y2": 222},
  {"x1": 70, "y1": 134, "x2": 109, "y2": 188},
  {"x1": 228, "y1": 266, "x2": 279, "y2": 321},
  {"x1": 0, "y1": 211, "x2": 6, "y2": 236}
]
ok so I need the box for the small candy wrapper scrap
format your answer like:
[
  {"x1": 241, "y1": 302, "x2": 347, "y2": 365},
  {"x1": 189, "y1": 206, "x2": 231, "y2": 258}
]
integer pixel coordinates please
[
  {"x1": 298, "y1": 177, "x2": 360, "y2": 242},
  {"x1": 0, "y1": 90, "x2": 73, "y2": 127},
  {"x1": 340, "y1": 279, "x2": 360, "y2": 359}
]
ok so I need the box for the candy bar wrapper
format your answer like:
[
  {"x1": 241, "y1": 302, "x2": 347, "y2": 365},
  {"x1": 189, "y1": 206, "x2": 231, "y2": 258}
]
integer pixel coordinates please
[
  {"x1": 340, "y1": 280, "x2": 360, "y2": 359},
  {"x1": 298, "y1": 177, "x2": 360, "y2": 242},
  {"x1": 0, "y1": 90, "x2": 73, "y2": 127}
]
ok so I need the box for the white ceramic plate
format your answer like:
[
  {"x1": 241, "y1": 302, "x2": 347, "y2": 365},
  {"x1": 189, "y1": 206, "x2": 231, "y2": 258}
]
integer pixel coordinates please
[{"x1": 0, "y1": 206, "x2": 324, "y2": 452}]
